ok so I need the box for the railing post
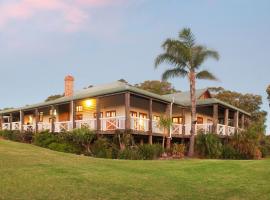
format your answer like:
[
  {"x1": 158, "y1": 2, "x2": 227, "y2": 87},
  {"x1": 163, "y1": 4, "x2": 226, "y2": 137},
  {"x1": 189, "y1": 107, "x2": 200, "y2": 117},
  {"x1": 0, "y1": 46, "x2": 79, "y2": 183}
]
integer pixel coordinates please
[
  {"x1": 9, "y1": 113, "x2": 13, "y2": 131},
  {"x1": 224, "y1": 108, "x2": 229, "y2": 135},
  {"x1": 70, "y1": 101, "x2": 76, "y2": 130},
  {"x1": 125, "y1": 92, "x2": 131, "y2": 130},
  {"x1": 50, "y1": 105, "x2": 55, "y2": 132},
  {"x1": 96, "y1": 98, "x2": 101, "y2": 133},
  {"x1": 148, "y1": 98, "x2": 153, "y2": 145},
  {"x1": 213, "y1": 104, "x2": 219, "y2": 134},
  {"x1": 35, "y1": 108, "x2": 39, "y2": 133},
  {"x1": 19, "y1": 111, "x2": 24, "y2": 132},
  {"x1": 181, "y1": 108, "x2": 185, "y2": 135},
  {"x1": 0, "y1": 115, "x2": 2, "y2": 130}
]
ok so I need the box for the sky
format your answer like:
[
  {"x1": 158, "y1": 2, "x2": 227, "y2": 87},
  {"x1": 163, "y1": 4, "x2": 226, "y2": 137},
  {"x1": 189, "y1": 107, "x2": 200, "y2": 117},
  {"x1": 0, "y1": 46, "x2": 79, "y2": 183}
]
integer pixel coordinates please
[{"x1": 0, "y1": 0, "x2": 269, "y2": 132}]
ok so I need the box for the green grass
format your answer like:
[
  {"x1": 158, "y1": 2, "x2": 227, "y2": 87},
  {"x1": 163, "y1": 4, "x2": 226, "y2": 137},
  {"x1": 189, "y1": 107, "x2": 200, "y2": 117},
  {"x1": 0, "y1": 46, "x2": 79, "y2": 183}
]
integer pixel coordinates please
[{"x1": 1, "y1": 140, "x2": 270, "y2": 200}]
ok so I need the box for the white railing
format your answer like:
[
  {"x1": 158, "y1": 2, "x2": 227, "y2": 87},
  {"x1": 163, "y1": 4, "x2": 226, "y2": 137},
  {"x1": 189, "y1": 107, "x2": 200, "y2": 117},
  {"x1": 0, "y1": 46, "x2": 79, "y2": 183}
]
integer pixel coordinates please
[
  {"x1": 228, "y1": 126, "x2": 236, "y2": 135},
  {"x1": 23, "y1": 124, "x2": 35, "y2": 132},
  {"x1": 38, "y1": 122, "x2": 51, "y2": 132},
  {"x1": 130, "y1": 117, "x2": 149, "y2": 132},
  {"x1": 2, "y1": 123, "x2": 10, "y2": 130},
  {"x1": 55, "y1": 121, "x2": 73, "y2": 133},
  {"x1": 152, "y1": 120, "x2": 163, "y2": 134},
  {"x1": 12, "y1": 122, "x2": 21, "y2": 131},
  {"x1": 76, "y1": 119, "x2": 97, "y2": 130},
  {"x1": 196, "y1": 123, "x2": 213, "y2": 134},
  {"x1": 100, "y1": 116, "x2": 125, "y2": 131},
  {"x1": 172, "y1": 123, "x2": 183, "y2": 135},
  {"x1": 217, "y1": 124, "x2": 226, "y2": 135}
]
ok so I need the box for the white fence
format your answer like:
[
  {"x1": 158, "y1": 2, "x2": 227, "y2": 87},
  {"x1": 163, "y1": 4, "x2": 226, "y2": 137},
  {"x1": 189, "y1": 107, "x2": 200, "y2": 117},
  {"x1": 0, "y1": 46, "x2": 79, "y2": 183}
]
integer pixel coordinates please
[
  {"x1": 76, "y1": 119, "x2": 97, "y2": 130},
  {"x1": 130, "y1": 117, "x2": 149, "y2": 132},
  {"x1": 100, "y1": 116, "x2": 125, "y2": 131},
  {"x1": 55, "y1": 121, "x2": 73, "y2": 133}
]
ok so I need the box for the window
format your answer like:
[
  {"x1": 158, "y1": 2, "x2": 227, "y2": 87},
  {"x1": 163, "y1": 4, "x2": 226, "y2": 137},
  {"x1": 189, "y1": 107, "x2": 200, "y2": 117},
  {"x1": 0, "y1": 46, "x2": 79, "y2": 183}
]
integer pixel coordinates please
[
  {"x1": 39, "y1": 112, "x2": 44, "y2": 122},
  {"x1": 153, "y1": 115, "x2": 160, "y2": 121},
  {"x1": 130, "y1": 111, "x2": 137, "y2": 117},
  {"x1": 207, "y1": 119, "x2": 213, "y2": 124},
  {"x1": 76, "y1": 114, "x2": 83, "y2": 120},
  {"x1": 94, "y1": 112, "x2": 103, "y2": 118},
  {"x1": 197, "y1": 117, "x2": 204, "y2": 124},
  {"x1": 172, "y1": 117, "x2": 183, "y2": 124},
  {"x1": 139, "y1": 113, "x2": 147, "y2": 119},
  {"x1": 76, "y1": 105, "x2": 83, "y2": 112},
  {"x1": 106, "y1": 111, "x2": 116, "y2": 118}
]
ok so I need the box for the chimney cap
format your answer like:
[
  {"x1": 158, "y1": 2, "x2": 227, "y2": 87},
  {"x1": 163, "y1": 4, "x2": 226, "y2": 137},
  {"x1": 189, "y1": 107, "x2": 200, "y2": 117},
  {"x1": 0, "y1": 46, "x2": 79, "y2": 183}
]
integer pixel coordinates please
[{"x1": 65, "y1": 75, "x2": 74, "y2": 81}]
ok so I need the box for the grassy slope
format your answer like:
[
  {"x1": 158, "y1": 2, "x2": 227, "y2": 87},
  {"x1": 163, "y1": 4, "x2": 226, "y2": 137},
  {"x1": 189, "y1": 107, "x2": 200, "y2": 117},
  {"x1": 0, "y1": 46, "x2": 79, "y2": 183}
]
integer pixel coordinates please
[{"x1": 0, "y1": 140, "x2": 270, "y2": 200}]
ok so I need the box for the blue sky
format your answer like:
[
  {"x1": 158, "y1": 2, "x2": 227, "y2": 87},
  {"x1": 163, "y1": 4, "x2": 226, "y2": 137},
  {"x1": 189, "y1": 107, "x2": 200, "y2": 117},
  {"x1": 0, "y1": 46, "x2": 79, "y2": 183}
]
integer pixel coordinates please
[{"x1": 0, "y1": 0, "x2": 269, "y2": 132}]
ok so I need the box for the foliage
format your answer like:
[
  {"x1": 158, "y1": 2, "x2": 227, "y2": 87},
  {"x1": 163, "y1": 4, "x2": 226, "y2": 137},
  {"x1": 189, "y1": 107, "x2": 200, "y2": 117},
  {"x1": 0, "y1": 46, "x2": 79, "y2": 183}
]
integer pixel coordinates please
[
  {"x1": 118, "y1": 147, "x2": 142, "y2": 160},
  {"x1": 69, "y1": 128, "x2": 96, "y2": 155},
  {"x1": 48, "y1": 142, "x2": 81, "y2": 154},
  {"x1": 209, "y1": 87, "x2": 267, "y2": 129},
  {"x1": 259, "y1": 136, "x2": 270, "y2": 158},
  {"x1": 45, "y1": 94, "x2": 64, "y2": 102},
  {"x1": 0, "y1": 130, "x2": 33, "y2": 143},
  {"x1": 91, "y1": 137, "x2": 112, "y2": 158},
  {"x1": 267, "y1": 85, "x2": 270, "y2": 101},
  {"x1": 195, "y1": 133, "x2": 222, "y2": 158},
  {"x1": 138, "y1": 144, "x2": 163, "y2": 160},
  {"x1": 34, "y1": 131, "x2": 58, "y2": 148},
  {"x1": 154, "y1": 27, "x2": 219, "y2": 157},
  {"x1": 221, "y1": 144, "x2": 240, "y2": 159},
  {"x1": 135, "y1": 80, "x2": 179, "y2": 95},
  {"x1": 172, "y1": 143, "x2": 185, "y2": 158},
  {"x1": 229, "y1": 126, "x2": 262, "y2": 159}
]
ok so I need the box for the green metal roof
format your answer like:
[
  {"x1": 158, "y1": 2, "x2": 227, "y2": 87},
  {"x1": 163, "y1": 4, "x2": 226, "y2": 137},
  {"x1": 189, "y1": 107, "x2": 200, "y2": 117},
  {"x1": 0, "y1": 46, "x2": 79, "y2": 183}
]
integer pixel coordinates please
[{"x1": 0, "y1": 81, "x2": 250, "y2": 116}]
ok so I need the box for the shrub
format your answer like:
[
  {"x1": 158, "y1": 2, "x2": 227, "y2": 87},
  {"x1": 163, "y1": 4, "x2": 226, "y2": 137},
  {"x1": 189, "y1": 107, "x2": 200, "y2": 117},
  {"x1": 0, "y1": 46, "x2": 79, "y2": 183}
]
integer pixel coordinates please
[
  {"x1": 91, "y1": 137, "x2": 112, "y2": 158},
  {"x1": 221, "y1": 145, "x2": 240, "y2": 159},
  {"x1": 21, "y1": 131, "x2": 34, "y2": 143},
  {"x1": 172, "y1": 143, "x2": 185, "y2": 158},
  {"x1": 34, "y1": 131, "x2": 58, "y2": 148},
  {"x1": 195, "y1": 133, "x2": 222, "y2": 159},
  {"x1": 48, "y1": 142, "x2": 81, "y2": 154},
  {"x1": 69, "y1": 128, "x2": 96, "y2": 155},
  {"x1": 0, "y1": 130, "x2": 23, "y2": 142},
  {"x1": 118, "y1": 147, "x2": 141, "y2": 160},
  {"x1": 138, "y1": 144, "x2": 163, "y2": 160}
]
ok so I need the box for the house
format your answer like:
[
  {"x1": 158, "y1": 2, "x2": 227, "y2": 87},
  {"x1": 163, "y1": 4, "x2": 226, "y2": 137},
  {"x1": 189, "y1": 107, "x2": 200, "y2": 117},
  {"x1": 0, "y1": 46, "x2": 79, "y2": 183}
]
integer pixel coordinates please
[{"x1": 0, "y1": 75, "x2": 250, "y2": 143}]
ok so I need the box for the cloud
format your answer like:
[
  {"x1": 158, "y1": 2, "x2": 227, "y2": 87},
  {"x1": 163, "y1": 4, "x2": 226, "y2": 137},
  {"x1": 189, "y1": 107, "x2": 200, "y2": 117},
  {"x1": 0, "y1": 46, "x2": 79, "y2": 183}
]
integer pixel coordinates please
[{"x1": 0, "y1": 0, "x2": 120, "y2": 32}]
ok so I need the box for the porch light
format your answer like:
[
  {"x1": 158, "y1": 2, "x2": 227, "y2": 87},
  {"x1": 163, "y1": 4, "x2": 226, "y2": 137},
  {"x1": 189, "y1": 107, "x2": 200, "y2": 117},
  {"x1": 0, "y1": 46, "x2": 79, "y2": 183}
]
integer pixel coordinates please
[{"x1": 85, "y1": 99, "x2": 94, "y2": 108}]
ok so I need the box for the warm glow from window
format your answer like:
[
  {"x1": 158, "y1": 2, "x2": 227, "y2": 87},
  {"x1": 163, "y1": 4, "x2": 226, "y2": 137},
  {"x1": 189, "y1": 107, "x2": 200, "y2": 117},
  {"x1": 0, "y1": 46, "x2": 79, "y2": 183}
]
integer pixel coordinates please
[{"x1": 85, "y1": 99, "x2": 93, "y2": 107}]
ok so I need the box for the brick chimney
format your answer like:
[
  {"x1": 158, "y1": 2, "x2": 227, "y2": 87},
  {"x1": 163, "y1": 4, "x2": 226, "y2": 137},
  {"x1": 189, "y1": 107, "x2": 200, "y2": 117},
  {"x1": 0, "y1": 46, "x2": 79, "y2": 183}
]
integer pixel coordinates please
[{"x1": 64, "y1": 75, "x2": 74, "y2": 97}]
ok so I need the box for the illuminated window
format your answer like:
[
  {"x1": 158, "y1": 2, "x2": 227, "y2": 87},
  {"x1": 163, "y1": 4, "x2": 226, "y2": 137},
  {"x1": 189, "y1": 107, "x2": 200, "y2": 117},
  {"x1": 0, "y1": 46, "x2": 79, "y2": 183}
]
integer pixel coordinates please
[
  {"x1": 139, "y1": 113, "x2": 147, "y2": 119},
  {"x1": 106, "y1": 111, "x2": 116, "y2": 117},
  {"x1": 39, "y1": 112, "x2": 44, "y2": 122},
  {"x1": 76, "y1": 105, "x2": 83, "y2": 112},
  {"x1": 94, "y1": 112, "x2": 103, "y2": 118},
  {"x1": 197, "y1": 117, "x2": 203, "y2": 124},
  {"x1": 76, "y1": 114, "x2": 83, "y2": 120},
  {"x1": 153, "y1": 115, "x2": 160, "y2": 121},
  {"x1": 130, "y1": 111, "x2": 137, "y2": 117},
  {"x1": 172, "y1": 117, "x2": 183, "y2": 124}
]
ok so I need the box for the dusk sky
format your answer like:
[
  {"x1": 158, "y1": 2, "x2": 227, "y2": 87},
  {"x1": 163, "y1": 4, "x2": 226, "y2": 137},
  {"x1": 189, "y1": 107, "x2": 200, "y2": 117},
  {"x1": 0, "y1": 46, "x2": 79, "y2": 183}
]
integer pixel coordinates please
[{"x1": 0, "y1": 0, "x2": 269, "y2": 132}]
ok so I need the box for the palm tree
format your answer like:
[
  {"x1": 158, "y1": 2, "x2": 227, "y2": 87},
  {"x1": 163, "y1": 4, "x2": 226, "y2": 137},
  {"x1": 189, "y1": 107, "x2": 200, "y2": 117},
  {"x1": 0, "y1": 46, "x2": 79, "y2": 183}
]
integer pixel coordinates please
[
  {"x1": 155, "y1": 28, "x2": 219, "y2": 157},
  {"x1": 158, "y1": 116, "x2": 173, "y2": 149}
]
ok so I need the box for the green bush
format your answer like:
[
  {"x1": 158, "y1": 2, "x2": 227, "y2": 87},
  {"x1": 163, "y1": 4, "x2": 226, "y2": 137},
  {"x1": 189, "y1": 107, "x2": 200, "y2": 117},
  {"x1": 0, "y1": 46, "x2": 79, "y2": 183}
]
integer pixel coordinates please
[
  {"x1": 91, "y1": 137, "x2": 112, "y2": 158},
  {"x1": 34, "y1": 131, "x2": 58, "y2": 148},
  {"x1": 0, "y1": 130, "x2": 23, "y2": 142},
  {"x1": 118, "y1": 147, "x2": 141, "y2": 160},
  {"x1": 195, "y1": 133, "x2": 222, "y2": 159},
  {"x1": 48, "y1": 142, "x2": 81, "y2": 154},
  {"x1": 138, "y1": 144, "x2": 163, "y2": 160},
  {"x1": 221, "y1": 145, "x2": 240, "y2": 159},
  {"x1": 172, "y1": 143, "x2": 185, "y2": 158}
]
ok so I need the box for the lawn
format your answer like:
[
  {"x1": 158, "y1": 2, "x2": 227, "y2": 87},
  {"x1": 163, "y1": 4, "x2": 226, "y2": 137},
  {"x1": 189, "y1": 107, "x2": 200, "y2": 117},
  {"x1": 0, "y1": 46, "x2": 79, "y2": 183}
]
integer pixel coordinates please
[{"x1": 0, "y1": 140, "x2": 270, "y2": 200}]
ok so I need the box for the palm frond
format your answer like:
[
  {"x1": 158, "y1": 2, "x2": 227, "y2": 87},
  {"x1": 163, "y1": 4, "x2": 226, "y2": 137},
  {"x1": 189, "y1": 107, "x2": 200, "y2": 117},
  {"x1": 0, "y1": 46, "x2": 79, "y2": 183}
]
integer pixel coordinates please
[
  {"x1": 162, "y1": 67, "x2": 188, "y2": 81},
  {"x1": 178, "y1": 28, "x2": 195, "y2": 47},
  {"x1": 154, "y1": 53, "x2": 186, "y2": 69},
  {"x1": 196, "y1": 70, "x2": 218, "y2": 81},
  {"x1": 192, "y1": 46, "x2": 220, "y2": 69}
]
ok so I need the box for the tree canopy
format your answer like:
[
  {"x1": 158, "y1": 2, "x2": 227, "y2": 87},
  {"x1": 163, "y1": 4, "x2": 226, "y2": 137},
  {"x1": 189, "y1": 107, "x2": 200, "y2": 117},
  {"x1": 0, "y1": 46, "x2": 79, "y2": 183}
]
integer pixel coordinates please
[
  {"x1": 135, "y1": 80, "x2": 179, "y2": 95},
  {"x1": 267, "y1": 85, "x2": 270, "y2": 102},
  {"x1": 209, "y1": 87, "x2": 267, "y2": 129}
]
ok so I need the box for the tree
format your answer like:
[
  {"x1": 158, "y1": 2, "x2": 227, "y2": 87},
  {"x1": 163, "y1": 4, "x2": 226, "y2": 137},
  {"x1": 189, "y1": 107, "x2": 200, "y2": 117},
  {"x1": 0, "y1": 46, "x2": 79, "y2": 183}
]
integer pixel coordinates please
[
  {"x1": 45, "y1": 94, "x2": 64, "y2": 102},
  {"x1": 209, "y1": 87, "x2": 267, "y2": 130},
  {"x1": 267, "y1": 85, "x2": 270, "y2": 102},
  {"x1": 155, "y1": 28, "x2": 219, "y2": 157},
  {"x1": 135, "y1": 80, "x2": 179, "y2": 95},
  {"x1": 158, "y1": 116, "x2": 173, "y2": 149}
]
